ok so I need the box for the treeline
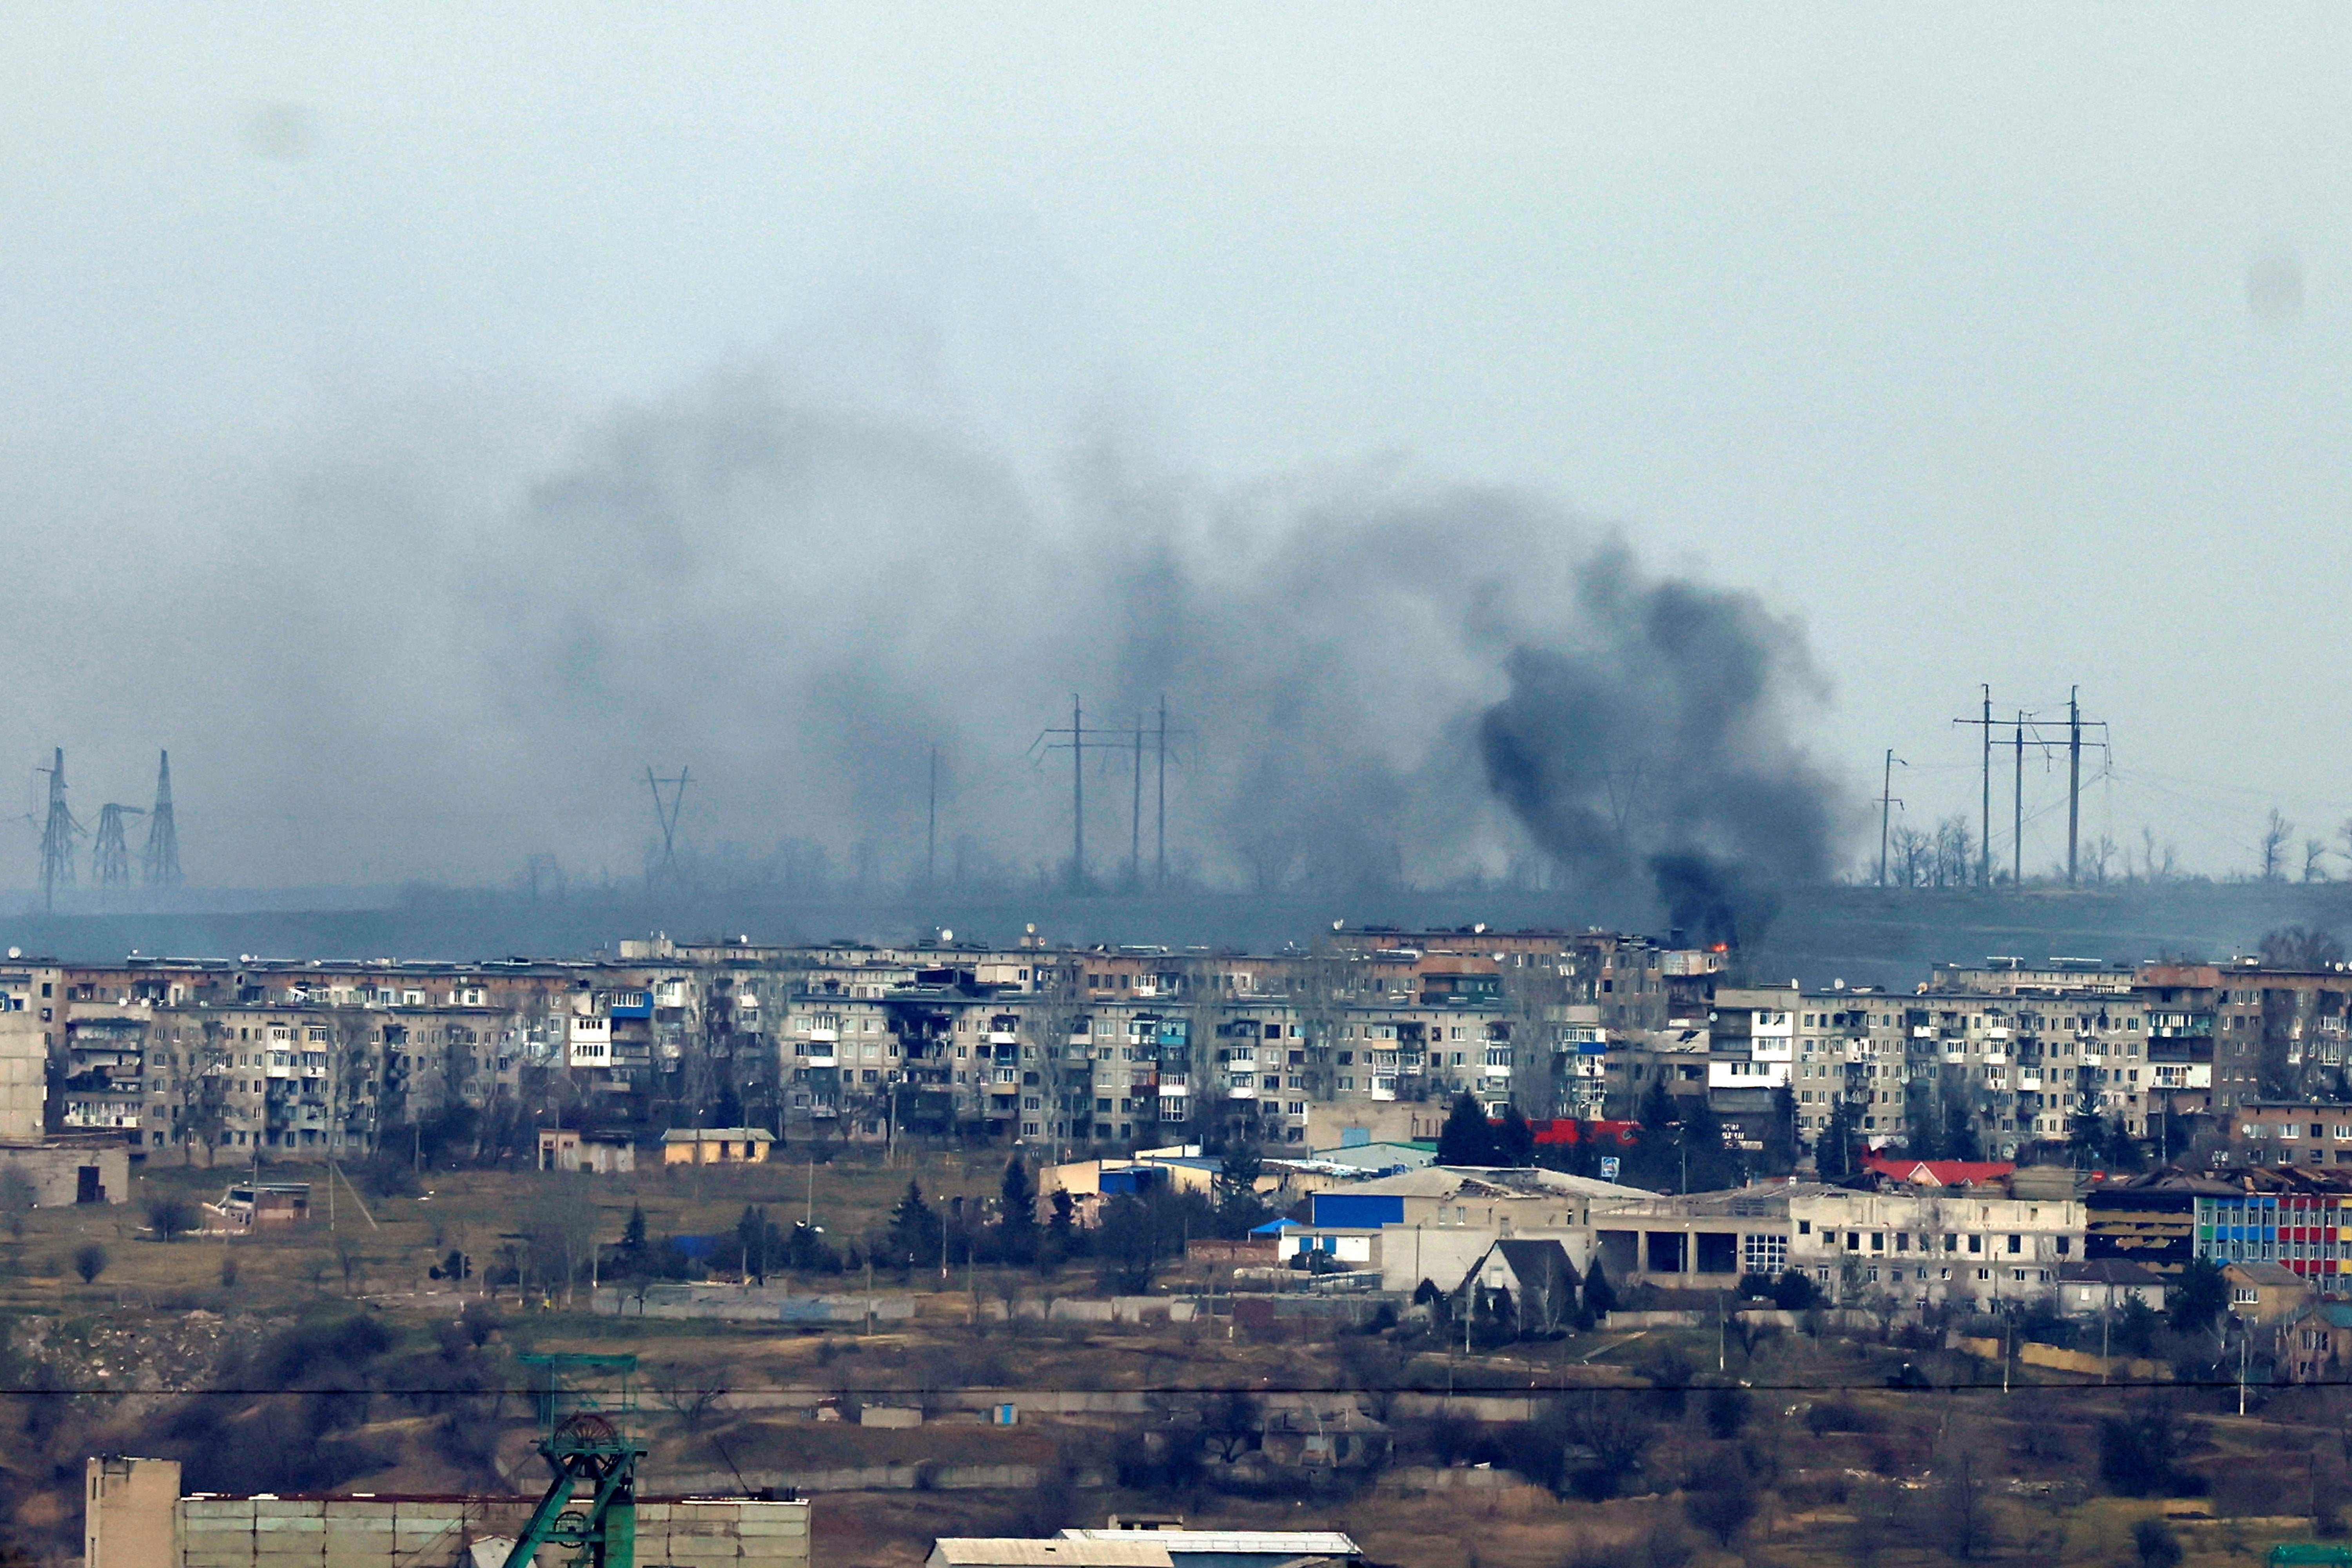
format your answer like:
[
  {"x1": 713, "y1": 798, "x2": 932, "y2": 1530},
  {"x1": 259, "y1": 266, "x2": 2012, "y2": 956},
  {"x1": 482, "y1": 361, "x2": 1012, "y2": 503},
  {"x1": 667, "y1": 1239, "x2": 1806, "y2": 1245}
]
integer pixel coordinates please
[{"x1": 600, "y1": 1151, "x2": 1281, "y2": 1294}]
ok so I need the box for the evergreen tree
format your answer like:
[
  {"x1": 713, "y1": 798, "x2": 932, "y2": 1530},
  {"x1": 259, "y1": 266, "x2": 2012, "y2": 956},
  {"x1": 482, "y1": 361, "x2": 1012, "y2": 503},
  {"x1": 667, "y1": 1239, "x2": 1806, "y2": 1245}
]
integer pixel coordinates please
[
  {"x1": 1437, "y1": 1093, "x2": 1501, "y2": 1165},
  {"x1": 1582, "y1": 1256, "x2": 1618, "y2": 1320},
  {"x1": 1636, "y1": 1075, "x2": 1677, "y2": 1135},
  {"x1": 1817, "y1": 1096, "x2": 1861, "y2": 1180},
  {"x1": 1495, "y1": 1104, "x2": 1537, "y2": 1167},
  {"x1": 735, "y1": 1204, "x2": 775, "y2": 1283},
  {"x1": 2103, "y1": 1116, "x2": 2149, "y2": 1174},
  {"x1": 1762, "y1": 1084, "x2": 1798, "y2": 1176},
  {"x1": 2069, "y1": 1089, "x2": 2108, "y2": 1170},
  {"x1": 887, "y1": 1179, "x2": 938, "y2": 1269},
  {"x1": 998, "y1": 1154, "x2": 1036, "y2": 1261},
  {"x1": 1902, "y1": 1093, "x2": 1942, "y2": 1161},
  {"x1": 1681, "y1": 1096, "x2": 1742, "y2": 1192},
  {"x1": 1942, "y1": 1088, "x2": 1984, "y2": 1162},
  {"x1": 1215, "y1": 1142, "x2": 1271, "y2": 1237},
  {"x1": 2167, "y1": 1258, "x2": 2227, "y2": 1337}
]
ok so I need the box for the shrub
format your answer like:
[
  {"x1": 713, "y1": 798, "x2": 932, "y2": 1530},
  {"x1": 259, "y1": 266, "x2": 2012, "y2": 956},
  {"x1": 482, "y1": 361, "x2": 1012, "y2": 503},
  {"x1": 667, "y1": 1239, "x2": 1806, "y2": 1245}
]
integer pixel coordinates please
[
  {"x1": 2132, "y1": 1518, "x2": 2183, "y2": 1568},
  {"x1": 72, "y1": 1243, "x2": 107, "y2": 1283},
  {"x1": 148, "y1": 1196, "x2": 200, "y2": 1242},
  {"x1": 2099, "y1": 1403, "x2": 2203, "y2": 1499},
  {"x1": 1805, "y1": 1399, "x2": 1881, "y2": 1437}
]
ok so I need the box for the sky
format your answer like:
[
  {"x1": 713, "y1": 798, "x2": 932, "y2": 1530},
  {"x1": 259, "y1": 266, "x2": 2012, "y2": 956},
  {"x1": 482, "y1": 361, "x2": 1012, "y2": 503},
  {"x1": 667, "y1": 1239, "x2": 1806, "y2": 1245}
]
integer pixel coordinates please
[{"x1": 2, "y1": 6, "x2": 2348, "y2": 892}]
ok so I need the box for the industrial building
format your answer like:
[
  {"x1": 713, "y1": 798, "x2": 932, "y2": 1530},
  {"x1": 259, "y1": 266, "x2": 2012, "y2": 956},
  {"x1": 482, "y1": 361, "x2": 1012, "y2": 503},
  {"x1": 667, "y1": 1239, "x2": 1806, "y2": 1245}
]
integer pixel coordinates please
[{"x1": 85, "y1": 1458, "x2": 809, "y2": 1568}]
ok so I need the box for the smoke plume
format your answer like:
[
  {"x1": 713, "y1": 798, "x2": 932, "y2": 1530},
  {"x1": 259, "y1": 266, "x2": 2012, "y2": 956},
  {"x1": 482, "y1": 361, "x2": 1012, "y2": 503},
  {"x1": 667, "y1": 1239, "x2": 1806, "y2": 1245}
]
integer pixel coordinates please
[
  {"x1": 1, "y1": 367, "x2": 1853, "y2": 914},
  {"x1": 1477, "y1": 546, "x2": 1849, "y2": 941}
]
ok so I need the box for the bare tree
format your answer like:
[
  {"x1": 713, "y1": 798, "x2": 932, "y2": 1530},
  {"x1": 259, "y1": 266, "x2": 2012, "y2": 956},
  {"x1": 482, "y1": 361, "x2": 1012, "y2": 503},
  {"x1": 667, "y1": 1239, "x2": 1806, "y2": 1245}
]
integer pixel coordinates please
[
  {"x1": 2086, "y1": 835, "x2": 2117, "y2": 885},
  {"x1": 2262, "y1": 927, "x2": 2347, "y2": 971},
  {"x1": 2263, "y1": 809, "x2": 2294, "y2": 882},
  {"x1": 1891, "y1": 826, "x2": 1931, "y2": 889},
  {"x1": 521, "y1": 1175, "x2": 602, "y2": 1306},
  {"x1": 2308, "y1": 840, "x2": 2332, "y2": 884},
  {"x1": 658, "y1": 1382, "x2": 728, "y2": 1432}
]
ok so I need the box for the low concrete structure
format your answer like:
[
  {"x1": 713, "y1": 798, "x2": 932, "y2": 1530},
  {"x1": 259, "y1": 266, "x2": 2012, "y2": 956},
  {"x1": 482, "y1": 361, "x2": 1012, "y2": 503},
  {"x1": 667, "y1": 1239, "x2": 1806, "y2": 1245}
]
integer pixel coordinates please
[
  {"x1": 537, "y1": 1129, "x2": 636, "y2": 1173},
  {"x1": 660, "y1": 1128, "x2": 773, "y2": 1165},
  {"x1": 2057, "y1": 1259, "x2": 2169, "y2": 1317},
  {"x1": 86, "y1": 1459, "x2": 810, "y2": 1568},
  {"x1": 201, "y1": 1181, "x2": 310, "y2": 1232},
  {"x1": 0, "y1": 1137, "x2": 128, "y2": 1205}
]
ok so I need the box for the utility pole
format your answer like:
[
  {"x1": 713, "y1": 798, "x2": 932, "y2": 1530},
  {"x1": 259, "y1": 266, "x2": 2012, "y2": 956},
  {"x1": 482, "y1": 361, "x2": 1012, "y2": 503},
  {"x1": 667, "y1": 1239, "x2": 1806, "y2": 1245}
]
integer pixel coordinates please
[
  {"x1": 1877, "y1": 750, "x2": 1906, "y2": 887},
  {"x1": 1130, "y1": 716, "x2": 1143, "y2": 891},
  {"x1": 1951, "y1": 688, "x2": 1996, "y2": 887},
  {"x1": 1980, "y1": 686, "x2": 1991, "y2": 886},
  {"x1": 2067, "y1": 687, "x2": 2082, "y2": 886},
  {"x1": 926, "y1": 746, "x2": 938, "y2": 889},
  {"x1": 1033, "y1": 697, "x2": 1116, "y2": 890},
  {"x1": 2013, "y1": 712, "x2": 2026, "y2": 887},
  {"x1": 1156, "y1": 695, "x2": 1169, "y2": 890}
]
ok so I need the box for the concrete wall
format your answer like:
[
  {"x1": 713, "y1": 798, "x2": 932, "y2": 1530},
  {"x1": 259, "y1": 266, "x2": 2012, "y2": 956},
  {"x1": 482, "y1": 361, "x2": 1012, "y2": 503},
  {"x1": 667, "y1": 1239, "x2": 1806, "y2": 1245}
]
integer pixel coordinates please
[
  {"x1": 0, "y1": 1009, "x2": 45, "y2": 1142},
  {"x1": 3, "y1": 1139, "x2": 128, "y2": 1205},
  {"x1": 88, "y1": 1456, "x2": 182, "y2": 1568},
  {"x1": 593, "y1": 1286, "x2": 916, "y2": 1323},
  {"x1": 176, "y1": 1497, "x2": 808, "y2": 1568}
]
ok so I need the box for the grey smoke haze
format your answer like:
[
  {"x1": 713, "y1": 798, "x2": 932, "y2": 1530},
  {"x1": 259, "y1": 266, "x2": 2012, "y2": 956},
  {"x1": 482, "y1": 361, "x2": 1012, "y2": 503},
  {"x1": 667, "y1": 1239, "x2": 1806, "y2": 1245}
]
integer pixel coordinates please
[
  {"x1": 463, "y1": 373, "x2": 1849, "y2": 908},
  {"x1": 7, "y1": 9, "x2": 2352, "y2": 890},
  {"x1": 2, "y1": 360, "x2": 1852, "y2": 907}
]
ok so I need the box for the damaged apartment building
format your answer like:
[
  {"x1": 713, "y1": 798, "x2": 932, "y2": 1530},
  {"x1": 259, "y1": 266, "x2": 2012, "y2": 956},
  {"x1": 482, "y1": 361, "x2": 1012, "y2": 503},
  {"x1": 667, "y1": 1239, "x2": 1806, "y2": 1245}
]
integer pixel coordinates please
[
  {"x1": 29, "y1": 928, "x2": 1692, "y2": 1161},
  {"x1": 24, "y1": 927, "x2": 2325, "y2": 1171}
]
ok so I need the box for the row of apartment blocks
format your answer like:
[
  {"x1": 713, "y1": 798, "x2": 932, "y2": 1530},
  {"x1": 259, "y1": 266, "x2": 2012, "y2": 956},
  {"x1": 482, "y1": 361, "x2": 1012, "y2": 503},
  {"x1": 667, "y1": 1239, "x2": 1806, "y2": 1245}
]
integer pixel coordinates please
[
  {"x1": 20, "y1": 926, "x2": 2347, "y2": 1163},
  {"x1": 1689, "y1": 953, "x2": 2352, "y2": 1161},
  {"x1": 26, "y1": 927, "x2": 1695, "y2": 1157}
]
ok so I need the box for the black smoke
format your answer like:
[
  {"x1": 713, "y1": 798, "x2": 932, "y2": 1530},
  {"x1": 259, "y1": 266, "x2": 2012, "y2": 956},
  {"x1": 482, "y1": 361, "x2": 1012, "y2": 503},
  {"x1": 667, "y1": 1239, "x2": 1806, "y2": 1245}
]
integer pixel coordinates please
[{"x1": 1477, "y1": 546, "x2": 1849, "y2": 942}]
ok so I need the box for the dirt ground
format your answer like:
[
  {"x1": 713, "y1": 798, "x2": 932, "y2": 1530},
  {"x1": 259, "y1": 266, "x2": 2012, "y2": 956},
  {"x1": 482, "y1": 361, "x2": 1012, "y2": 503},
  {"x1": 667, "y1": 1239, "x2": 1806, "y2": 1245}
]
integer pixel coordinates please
[{"x1": 6, "y1": 1156, "x2": 2349, "y2": 1568}]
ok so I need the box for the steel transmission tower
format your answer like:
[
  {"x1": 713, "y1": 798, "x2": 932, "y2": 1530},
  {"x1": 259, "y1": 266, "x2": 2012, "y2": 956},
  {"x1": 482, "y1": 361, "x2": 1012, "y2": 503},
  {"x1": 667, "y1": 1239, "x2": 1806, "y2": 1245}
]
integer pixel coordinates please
[
  {"x1": 35, "y1": 748, "x2": 80, "y2": 914},
  {"x1": 644, "y1": 766, "x2": 690, "y2": 884},
  {"x1": 142, "y1": 751, "x2": 181, "y2": 886},
  {"x1": 93, "y1": 804, "x2": 144, "y2": 887}
]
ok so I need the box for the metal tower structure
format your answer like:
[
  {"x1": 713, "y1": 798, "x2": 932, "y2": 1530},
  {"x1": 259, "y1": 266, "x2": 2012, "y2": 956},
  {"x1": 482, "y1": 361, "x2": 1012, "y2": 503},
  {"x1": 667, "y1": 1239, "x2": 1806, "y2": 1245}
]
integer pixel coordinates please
[
  {"x1": 35, "y1": 748, "x2": 79, "y2": 915},
  {"x1": 644, "y1": 766, "x2": 690, "y2": 885},
  {"x1": 93, "y1": 804, "x2": 143, "y2": 887},
  {"x1": 504, "y1": 1353, "x2": 644, "y2": 1568},
  {"x1": 142, "y1": 750, "x2": 180, "y2": 887}
]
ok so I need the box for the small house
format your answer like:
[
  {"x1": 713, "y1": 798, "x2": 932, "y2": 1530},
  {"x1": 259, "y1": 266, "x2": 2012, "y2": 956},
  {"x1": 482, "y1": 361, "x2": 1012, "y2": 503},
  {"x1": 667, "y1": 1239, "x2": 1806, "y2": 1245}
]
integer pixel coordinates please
[
  {"x1": 2225, "y1": 1259, "x2": 2312, "y2": 1324},
  {"x1": 201, "y1": 1181, "x2": 310, "y2": 1232}
]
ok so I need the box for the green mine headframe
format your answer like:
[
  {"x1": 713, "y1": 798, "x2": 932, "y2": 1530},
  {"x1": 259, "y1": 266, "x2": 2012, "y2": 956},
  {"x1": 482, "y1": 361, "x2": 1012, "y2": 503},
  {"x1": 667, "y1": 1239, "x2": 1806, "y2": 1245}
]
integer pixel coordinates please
[{"x1": 504, "y1": 1353, "x2": 645, "y2": 1568}]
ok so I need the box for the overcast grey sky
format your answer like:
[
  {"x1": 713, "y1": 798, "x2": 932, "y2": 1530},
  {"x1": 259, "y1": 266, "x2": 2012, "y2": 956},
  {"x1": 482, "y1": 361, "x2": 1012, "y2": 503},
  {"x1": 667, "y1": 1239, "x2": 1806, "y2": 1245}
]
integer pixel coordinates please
[{"x1": 2, "y1": 6, "x2": 2347, "y2": 889}]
